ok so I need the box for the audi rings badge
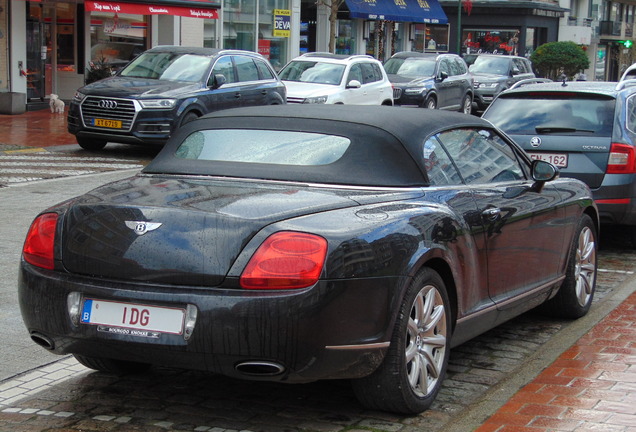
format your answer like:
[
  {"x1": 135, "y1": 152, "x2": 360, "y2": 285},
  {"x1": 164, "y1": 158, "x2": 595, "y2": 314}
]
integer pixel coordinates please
[{"x1": 99, "y1": 100, "x2": 118, "y2": 109}]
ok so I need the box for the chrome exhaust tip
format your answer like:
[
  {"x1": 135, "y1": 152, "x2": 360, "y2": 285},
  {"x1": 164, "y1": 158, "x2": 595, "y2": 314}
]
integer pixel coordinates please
[
  {"x1": 30, "y1": 332, "x2": 55, "y2": 350},
  {"x1": 235, "y1": 361, "x2": 285, "y2": 376}
]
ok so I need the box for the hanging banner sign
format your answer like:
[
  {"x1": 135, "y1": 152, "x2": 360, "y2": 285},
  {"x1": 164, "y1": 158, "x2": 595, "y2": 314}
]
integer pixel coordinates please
[
  {"x1": 273, "y1": 9, "x2": 291, "y2": 38},
  {"x1": 85, "y1": 1, "x2": 219, "y2": 19}
]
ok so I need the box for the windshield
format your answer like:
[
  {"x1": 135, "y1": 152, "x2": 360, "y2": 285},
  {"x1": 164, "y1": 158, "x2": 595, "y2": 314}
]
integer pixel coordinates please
[
  {"x1": 278, "y1": 61, "x2": 345, "y2": 85},
  {"x1": 484, "y1": 94, "x2": 615, "y2": 136},
  {"x1": 383, "y1": 58, "x2": 436, "y2": 78},
  {"x1": 469, "y1": 57, "x2": 511, "y2": 75},
  {"x1": 119, "y1": 52, "x2": 212, "y2": 82}
]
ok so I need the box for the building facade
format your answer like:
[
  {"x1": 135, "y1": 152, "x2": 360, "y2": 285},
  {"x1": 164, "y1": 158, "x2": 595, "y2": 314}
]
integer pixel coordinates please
[
  {"x1": 4, "y1": 0, "x2": 633, "y2": 114},
  {"x1": 0, "y1": 0, "x2": 301, "y2": 113}
]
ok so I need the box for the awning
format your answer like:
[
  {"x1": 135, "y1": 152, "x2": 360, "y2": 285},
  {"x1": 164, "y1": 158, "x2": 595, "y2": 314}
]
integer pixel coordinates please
[
  {"x1": 344, "y1": 0, "x2": 448, "y2": 24},
  {"x1": 85, "y1": 1, "x2": 218, "y2": 19}
]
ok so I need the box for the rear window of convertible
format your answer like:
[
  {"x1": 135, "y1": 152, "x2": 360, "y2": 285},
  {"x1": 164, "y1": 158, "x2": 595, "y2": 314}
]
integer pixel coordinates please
[{"x1": 174, "y1": 129, "x2": 351, "y2": 165}]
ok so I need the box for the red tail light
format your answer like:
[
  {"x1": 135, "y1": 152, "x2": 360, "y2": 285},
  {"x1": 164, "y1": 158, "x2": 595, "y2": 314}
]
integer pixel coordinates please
[
  {"x1": 607, "y1": 143, "x2": 636, "y2": 174},
  {"x1": 240, "y1": 231, "x2": 327, "y2": 290},
  {"x1": 23, "y1": 213, "x2": 58, "y2": 270}
]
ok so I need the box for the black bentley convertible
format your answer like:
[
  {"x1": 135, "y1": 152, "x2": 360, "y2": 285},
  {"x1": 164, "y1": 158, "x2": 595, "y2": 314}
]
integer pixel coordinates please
[{"x1": 19, "y1": 105, "x2": 598, "y2": 414}]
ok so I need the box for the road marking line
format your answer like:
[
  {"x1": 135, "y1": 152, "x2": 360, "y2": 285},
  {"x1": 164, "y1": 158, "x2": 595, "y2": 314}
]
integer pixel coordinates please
[{"x1": 598, "y1": 268, "x2": 634, "y2": 274}]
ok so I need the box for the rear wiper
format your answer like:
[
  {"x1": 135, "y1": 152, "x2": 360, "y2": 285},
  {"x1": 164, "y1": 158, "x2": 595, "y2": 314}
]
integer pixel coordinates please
[{"x1": 535, "y1": 126, "x2": 595, "y2": 134}]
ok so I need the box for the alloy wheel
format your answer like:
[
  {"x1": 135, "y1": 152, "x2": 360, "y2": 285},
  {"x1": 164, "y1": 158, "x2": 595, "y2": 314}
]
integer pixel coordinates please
[
  {"x1": 405, "y1": 284, "x2": 448, "y2": 397},
  {"x1": 575, "y1": 226, "x2": 596, "y2": 307}
]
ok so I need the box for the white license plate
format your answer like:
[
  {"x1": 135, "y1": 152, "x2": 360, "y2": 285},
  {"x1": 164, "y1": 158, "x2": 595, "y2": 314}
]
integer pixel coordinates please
[
  {"x1": 527, "y1": 152, "x2": 568, "y2": 168},
  {"x1": 81, "y1": 299, "x2": 185, "y2": 335}
]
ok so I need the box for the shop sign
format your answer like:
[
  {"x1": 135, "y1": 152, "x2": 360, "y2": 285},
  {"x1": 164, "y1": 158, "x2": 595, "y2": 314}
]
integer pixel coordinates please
[
  {"x1": 273, "y1": 9, "x2": 291, "y2": 38},
  {"x1": 258, "y1": 40, "x2": 271, "y2": 59},
  {"x1": 85, "y1": 1, "x2": 219, "y2": 19}
]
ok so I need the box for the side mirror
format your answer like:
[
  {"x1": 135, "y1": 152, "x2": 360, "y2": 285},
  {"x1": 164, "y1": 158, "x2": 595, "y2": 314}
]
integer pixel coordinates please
[
  {"x1": 511, "y1": 67, "x2": 520, "y2": 76},
  {"x1": 532, "y1": 159, "x2": 558, "y2": 181},
  {"x1": 530, "y1": 159, "x2": 558, "y2": 192},
  {"x1": 211, "y1": 74, "x2": 226, "y2": 89},
  {"x1": 346, "y1": 79, "x2": 361, "y2": 89},
  {"x1": 437, "y1": 71, "x2": 449, "y2": 81}
]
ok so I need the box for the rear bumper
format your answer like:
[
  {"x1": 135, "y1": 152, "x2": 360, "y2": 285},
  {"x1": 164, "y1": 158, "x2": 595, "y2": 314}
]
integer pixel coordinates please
[
  {"x1": 593, "y1": 173, "x2": 636, "y2": 226},
  {"x1": 18, "y1": 262, "x2": 400, "y2": 383}
]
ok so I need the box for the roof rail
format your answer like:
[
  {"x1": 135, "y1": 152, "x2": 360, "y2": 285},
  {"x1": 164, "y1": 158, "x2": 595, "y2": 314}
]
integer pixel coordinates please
[
  {"x1": 300, "y1": 52, "x2": 374, "y2": 60},
  {"x1": 508, "y1": 78, "x2": 553, "y2": 90},
  {"x1": 615, "y1": 79, "x2": 636, "y2": 91}
]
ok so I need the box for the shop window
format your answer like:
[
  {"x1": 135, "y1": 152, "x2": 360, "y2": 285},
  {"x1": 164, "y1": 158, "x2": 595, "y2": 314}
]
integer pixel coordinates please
[
  {"x1": 204, "y1": 19, "x2": 218, "y2": 48},
  {"x1": 412, "y1": 24, "x2": 449, "y2": 53},
  {"x1": 462, "y1": 29, "x2": 520, "y2": 55},
  {"x1": 89, "y1": 10, "x2": 148, "y2": 73},
  {"x1": 336, "y1": 20, "x2": 355, "y2": 55},
  {"x1": 224, "y1": 0, "x2": 256, "y2": 51}
]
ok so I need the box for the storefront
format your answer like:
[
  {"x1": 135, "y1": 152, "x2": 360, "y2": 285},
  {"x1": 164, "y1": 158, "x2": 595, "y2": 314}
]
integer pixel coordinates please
[
  {"x1": 21, "y1": 0, "x2": 222, "y2": 105},
  {"x1": 3, "y1": 0, "x2": 299, "y2": 113},
  {"x1": 440, "y1": 0, "x2": 565, "y2": 59},
  {"x1": 299, "y1": 0, "x2": 448, "y2": 61}
]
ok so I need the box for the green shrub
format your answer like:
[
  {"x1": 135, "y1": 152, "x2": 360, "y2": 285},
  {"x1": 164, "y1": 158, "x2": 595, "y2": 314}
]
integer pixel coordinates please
[{"x1": 530, "y1": 41, "x2": 590, "y2": 80}]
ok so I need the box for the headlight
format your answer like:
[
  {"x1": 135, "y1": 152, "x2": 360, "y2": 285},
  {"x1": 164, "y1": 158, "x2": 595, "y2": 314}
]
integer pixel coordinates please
[
  {"x1": 303, "y1": 96, "x2": 328, "y2": 104},
  {"x1": 72, "y1": 91, "x2": 86, "y2": 103},
  {"x1": 139, "y1": 99, "x2": 177, "y2": 109},
  {"x1": 404, "y1": 87, "x2": 426, "y2": 95}
]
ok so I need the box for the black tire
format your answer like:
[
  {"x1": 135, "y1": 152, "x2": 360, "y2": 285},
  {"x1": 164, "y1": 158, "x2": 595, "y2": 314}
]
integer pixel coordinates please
[
  {"x1": 460, "y1": 94, "x2": 472, "y2": 114},
  {"x1": 538, "y1": 214, "x2": 597, "y2": 318},
  {"x1": 424, "y1": 96, "x2": 437, "y2": 109},
  {"x1": 77, "y1": 137, "x2": 107, "y2": 151},
  {"x1": 352, "y1": 268, "x2": 451, "y2": 414},
  {"x1": 74, "y1": 354, "x2": 151, "y2": 375},
  {"x1": 179, "y1": 112, "x2": 199, "y2": 128}
]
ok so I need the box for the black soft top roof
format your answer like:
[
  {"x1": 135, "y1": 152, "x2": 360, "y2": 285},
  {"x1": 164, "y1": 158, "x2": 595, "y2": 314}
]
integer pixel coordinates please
[{"x1": 144, "y1": 105, "x2": 492, "y2": 187}]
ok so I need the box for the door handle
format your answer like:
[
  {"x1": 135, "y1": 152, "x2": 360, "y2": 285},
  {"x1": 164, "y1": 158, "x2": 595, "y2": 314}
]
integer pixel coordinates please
[
  {"x1": 482, "y1": 207, "x2": 501, "y2": 222},
  {"x1": 234, "y1": 93, "x2": 241, "y2": 98}
]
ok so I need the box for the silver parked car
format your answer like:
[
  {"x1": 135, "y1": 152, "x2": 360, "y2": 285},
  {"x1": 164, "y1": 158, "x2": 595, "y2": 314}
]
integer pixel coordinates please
[{"x1": 469, "y1": 54, "x2": 535, "y2": 110}]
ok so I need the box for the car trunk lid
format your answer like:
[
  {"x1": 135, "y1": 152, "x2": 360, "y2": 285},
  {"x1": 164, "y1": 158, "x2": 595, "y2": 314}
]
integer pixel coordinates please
[
  {"x1": 60, "y1": 176, "x2": 417, "y2": 286},
  {"x1": 483, "y1": 91, "x2": 617, "y2": 190},
  {"x1": 509, "y1": 134, "x2": 612, "y2": 189}
]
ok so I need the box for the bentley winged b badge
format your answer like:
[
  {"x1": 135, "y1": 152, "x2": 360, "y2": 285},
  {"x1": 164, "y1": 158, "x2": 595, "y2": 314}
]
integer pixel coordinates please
[{"x1": 125, "y1": 221, "x2": 163, "y2": 236}]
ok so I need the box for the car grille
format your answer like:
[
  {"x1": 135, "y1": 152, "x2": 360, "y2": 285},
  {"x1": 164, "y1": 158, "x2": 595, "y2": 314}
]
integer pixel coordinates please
[
  {"x1": 393, "y1": 88, "x2": 402, "y2": 99},
  {"x1": 286, "y1": 97, "x2": 306, "y2": 104},
  {"x1": 80, "y1": 96, "x2": 137, "y2": 132}
]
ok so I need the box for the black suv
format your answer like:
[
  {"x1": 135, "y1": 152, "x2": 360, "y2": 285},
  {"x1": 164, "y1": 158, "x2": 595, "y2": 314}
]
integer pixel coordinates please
[
  {"x1": 483, "y1": 81, "x2": 636, "y2": 243},
  {"x1": 468, "y1": 54, "x2": 535, "y2": 110},
  {"x1": 68, "y1": 46, "x2": 286, "y2": 150},
  {"x1": 385, "y1": 52, "x2": 474, "y2": 114}
]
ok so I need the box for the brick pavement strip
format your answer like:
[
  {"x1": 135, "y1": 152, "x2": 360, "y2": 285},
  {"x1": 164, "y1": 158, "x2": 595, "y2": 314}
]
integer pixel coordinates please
[{"x1": 0, "y1": 243, "x2": 634, "y2": 431}]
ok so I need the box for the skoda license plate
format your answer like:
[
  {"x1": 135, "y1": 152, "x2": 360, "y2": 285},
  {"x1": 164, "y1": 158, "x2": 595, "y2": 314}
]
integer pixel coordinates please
[
  {"x1": 527, "y1": 152, "x2": 568, "y2": 168},
  {"x1": 81, "y1": 298, "x2": 185, "y2": 336}
]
